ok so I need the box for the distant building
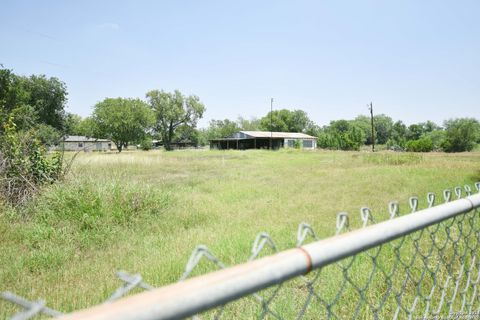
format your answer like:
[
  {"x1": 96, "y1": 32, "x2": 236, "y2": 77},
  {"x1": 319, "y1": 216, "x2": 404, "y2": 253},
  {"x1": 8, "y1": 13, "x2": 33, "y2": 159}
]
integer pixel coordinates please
[
  {"x1": 61, "y1": 136, "x2": 113, "y2": 151},
  {"x1": 209, "y1": 131, "x2": 317, "y2": 150},
  {"x1": 152, "y1": 140, "x2": 198, "y2": 149}
]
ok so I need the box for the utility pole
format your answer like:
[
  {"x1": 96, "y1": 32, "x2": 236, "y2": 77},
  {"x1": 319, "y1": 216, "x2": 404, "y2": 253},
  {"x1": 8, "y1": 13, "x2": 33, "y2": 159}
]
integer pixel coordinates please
[
  {"x1": 270, "y1": 98, "x2": 273, "y2": 150},
  {"x1": 368, "y1": 102, "x2": 375, "y2": 152}
]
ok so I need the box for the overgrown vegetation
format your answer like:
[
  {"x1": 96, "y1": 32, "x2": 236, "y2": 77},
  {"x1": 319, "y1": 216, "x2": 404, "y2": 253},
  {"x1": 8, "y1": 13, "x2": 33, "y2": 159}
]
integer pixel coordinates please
[
  {"x1": 0, "y1": 117, "x2": 64, "y2": 207},
  {"x1": 0, "y1": 66, "x2": 70, "y2": 207}
]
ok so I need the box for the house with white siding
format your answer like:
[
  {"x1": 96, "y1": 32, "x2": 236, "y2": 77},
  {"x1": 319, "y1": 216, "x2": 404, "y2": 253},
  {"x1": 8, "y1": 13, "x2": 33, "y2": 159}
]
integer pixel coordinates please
[
  {"x1": 60, "y1": 136, "x2": 113, "y2": 151},
  {"x1": 209, "y1": 131, "x2": 317, "y2": 150}
]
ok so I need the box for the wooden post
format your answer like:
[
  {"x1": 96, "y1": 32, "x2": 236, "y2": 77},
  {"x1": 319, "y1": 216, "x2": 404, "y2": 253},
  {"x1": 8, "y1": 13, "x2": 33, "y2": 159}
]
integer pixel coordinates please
[
  {"x1": 254, "y1": 139, "x2": 256, "y2": 149},
  {"x1": 236, "y1": 140, "x2": 239, "y2": 150}
]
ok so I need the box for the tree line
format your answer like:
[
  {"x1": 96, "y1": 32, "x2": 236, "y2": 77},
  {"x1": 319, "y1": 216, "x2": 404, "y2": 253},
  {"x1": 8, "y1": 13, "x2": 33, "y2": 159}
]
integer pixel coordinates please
[
  {"x1": 2, "y1": 66, "x2": 479, "y2": 153},
  {"x1": 201, "y1": 111, "x2": 480, "y2": 153}
]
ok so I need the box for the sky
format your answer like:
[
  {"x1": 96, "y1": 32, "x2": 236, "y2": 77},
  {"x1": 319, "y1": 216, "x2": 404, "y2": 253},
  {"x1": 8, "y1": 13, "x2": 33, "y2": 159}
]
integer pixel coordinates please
[{"x1": 1, "y1": 0, "x2": 479, "y2": 128}]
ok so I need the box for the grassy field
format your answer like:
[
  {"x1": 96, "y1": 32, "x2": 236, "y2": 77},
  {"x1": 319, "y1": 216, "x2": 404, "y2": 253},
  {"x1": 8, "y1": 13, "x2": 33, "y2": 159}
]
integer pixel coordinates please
[{"x1": 1, "y1": 149, "x2": 479, "y2": 318}]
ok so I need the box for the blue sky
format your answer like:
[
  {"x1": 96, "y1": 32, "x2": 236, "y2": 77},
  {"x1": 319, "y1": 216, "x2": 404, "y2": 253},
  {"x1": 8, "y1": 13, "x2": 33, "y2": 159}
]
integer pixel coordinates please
[{"x1": 1, "y1": 1, "x2": 479, "y2": 127}]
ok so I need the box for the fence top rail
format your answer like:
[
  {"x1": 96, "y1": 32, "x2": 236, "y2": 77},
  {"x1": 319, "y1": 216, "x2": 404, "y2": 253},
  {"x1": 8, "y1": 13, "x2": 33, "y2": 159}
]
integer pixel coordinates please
[{"x1": 57, "y1": 192, "x2": 480, "y2": 320}]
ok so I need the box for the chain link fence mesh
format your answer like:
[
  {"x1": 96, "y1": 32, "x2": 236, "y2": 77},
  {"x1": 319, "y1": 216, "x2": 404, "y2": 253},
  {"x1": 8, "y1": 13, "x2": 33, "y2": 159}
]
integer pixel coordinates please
[{"x1": 2, "y1": 182, "x2": 480, "y2": 319}]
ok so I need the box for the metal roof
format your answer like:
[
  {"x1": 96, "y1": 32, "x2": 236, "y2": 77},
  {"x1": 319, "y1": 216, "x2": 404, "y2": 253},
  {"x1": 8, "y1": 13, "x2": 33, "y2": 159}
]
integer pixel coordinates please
[
  {"x1": 239, "y1": 131, "x2": 317, "y2": 139},
  {"x1": 63, "y1": 135, "x2": 111, "y2": 142}
]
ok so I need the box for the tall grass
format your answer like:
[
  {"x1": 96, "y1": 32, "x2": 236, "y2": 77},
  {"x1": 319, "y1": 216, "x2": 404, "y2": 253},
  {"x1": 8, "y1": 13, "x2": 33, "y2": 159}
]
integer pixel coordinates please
[{"x1": 0, "y1": 150, "x2": 479, "y2": 317}]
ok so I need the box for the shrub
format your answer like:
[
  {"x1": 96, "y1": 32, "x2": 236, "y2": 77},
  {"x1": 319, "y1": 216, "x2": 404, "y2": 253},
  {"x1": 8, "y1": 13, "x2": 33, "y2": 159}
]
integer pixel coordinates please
[
  {"x1": 442, "y1": 118, "x2": 480, "y2": 152},
  {"x1": 140, "y1": 137, "x2": 153, "y2": 151},
  {"x1": 0, "y1": 117, "x2": 64, "y2": 207},
  {"x1": 405, "y1": 137, "x2": 433, "y2": 152},
  {"x1": 293, "y1": 139, "x2": 302, "y2": 149}
]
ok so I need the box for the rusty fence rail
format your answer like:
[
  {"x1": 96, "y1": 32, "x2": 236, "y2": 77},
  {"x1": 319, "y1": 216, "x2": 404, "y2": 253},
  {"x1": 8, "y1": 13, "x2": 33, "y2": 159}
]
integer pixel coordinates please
[{"x1": 3, "y1": 182, "x2": 480, "y2": 319}]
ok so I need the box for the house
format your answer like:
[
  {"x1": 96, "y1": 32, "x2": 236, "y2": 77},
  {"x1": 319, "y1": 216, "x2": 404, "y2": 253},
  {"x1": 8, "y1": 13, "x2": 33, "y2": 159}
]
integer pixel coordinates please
[
  {"x1": 209, "y1": 131, "x2": 317, "y2": 150},
  {"x1": 152, "y1": 140, "x2": 198, "y2": 149},
  {"x1": 60, "y1": 136, "x2": 113, "y2": 151}
]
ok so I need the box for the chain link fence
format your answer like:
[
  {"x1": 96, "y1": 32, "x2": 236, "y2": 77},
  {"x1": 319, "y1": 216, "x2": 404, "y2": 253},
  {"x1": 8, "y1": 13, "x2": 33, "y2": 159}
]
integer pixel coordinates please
[{"x1": 3, "y1": 182, "x2": 480, "y2": 319}]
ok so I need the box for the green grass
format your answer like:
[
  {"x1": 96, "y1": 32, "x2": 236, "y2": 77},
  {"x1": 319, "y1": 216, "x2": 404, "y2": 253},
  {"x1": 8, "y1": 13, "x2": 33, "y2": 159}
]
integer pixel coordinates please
[{"x1": 1, "y1": 149, "x2": 479, "y2": 318}]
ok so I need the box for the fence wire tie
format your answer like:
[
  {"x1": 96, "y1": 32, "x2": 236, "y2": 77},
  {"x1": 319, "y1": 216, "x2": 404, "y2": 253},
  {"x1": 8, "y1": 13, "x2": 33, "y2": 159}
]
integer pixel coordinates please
[
  {"x1": 388, "y1": 201, "x2": 399, "y2": 219},
  {"x1": 249, "y1": 232, "x2": 283, "y2": 319},
  {"x1": 1, "y1": 291, "x2": 63, "y2": 320},
  {"x1": 106, "y1": 271, "x2": 154, "y2": 302},
  {"x1": 296, "y1": 223, "x2": 319, "y2": 247},
  {"x1": 335, "y1": 212, "x2": 349, "y2": 234},
  {"x1": 427, "y1": 192, "x2": 436, "y2": 208},
  {"x1": 409, "y1": 197, "x2": 419, "y2": 213},
  {"x1": 360, "y1": 207, "x2": 374, "y2": 227},
  {"x1": 444, "y1": 189, "x2": 452, "y2": 203},
  {"x1": 180, "y1": 245, "x2": 226, "y2": 281},
  {"x1": 464, "y1": 185, "x2": 472, "y2": 196},
  {"x1": 455, "y1": 186, "x2": 462, "y2": 199},
  {"x1": 250, "y1": 232, "x2": 277, "y2": 261}
]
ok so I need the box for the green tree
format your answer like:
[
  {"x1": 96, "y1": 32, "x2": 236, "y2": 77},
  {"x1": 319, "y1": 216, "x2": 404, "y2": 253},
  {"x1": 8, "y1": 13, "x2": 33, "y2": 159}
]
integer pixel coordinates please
[
  {"x1": 353, "y1": 115, "x2": 373, "y2": 144},
  {"x1": 0, "y1": 66, "x2": 68, "y2": 132},
  {"x1": 22, "y1": 75, "x2": 68, "y2": 130},
  {"x1": 317, "y1": 120, "x2": 366, "y2": 151},
  {"x1": 65, "y1": 115, "x2": 98, "y2": 137},
  {"x1": 34, "y1": 123, "x2": 62, "y2": 146},
  {"x1": 373, "y1": 114, "x2": 393, "y2": 144},
  {"x1": 93, "y1": 98, "x2": 154, "y2": 152},
  {"x1": 424, "y1": 130, "x2": 446, "y2": 151},
  {"x1": 237, "y1": 116, "x2": 261, "y2": 131},
  {"x1": 387, "y1": 120, "x2": 408, "y2": 148},
  {"x1": 259, "y1": 109, "x2": 313, "y2": 133},
  {"x1": 146, "y1": 90, "x2": 205, "y2": 151},
  {"x1": 205, "y1": 119, "x2": 240, "y2": 140},
  {"x1": 442, "y1": 118, "x2": 480, "y2": 152},
  {"x1": 174, "y1": 124, "x2": 201, "y2": 146},
  {"x1": 64, "y1": 113, "x2": 82, "y2": 135}
]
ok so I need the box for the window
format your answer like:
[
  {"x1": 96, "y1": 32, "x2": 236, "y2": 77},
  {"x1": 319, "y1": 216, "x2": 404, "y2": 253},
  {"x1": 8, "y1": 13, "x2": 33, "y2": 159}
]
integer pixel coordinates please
[
  {"x1": 303, "y1": 140, "x2": 313, "y2": 148},
  {"x1": 78, "y1": 142, "x2": 83, "y2": 148},
  {"x1": 287, "y1": 139, "x2": 295, "y2": 147}
]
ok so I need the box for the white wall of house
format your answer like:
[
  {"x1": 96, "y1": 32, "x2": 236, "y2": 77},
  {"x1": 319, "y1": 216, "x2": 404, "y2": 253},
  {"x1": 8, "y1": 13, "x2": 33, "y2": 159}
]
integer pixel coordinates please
[
  {"x1": 61, "y1": 141, "x2": 113, "y2": 151},
  {"x1": 284, "y1": 138, "x2": 317, "y2": 149}
]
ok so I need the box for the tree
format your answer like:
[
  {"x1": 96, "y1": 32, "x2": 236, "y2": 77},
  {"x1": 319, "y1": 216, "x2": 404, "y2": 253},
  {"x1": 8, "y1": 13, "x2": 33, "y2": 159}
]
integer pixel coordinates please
[
  {"x1": 259, "y1": 109, "x2": 313, "y2": 133},
  {"x1": 146, "y1": 90, "x2": 205, "y2": 151},
  {"x1": 237, "y1": 116, "x2": 261, "y2": 131},
  {"x1": 22, "y1": 75, "x2": 68, "y2": 130},
  {"x1": 387, "y1": 120, "x2": 408, "y2": 148},
  {"x1": 442, "y1": 118, "x2": 480, "y2": 152},
  {"x1": 205, "y1": 119, "x2": 240, "y2": 140},
  {"x1": 0, "y1": 66, "x2": 68, "y2": 132},
  {"x1": 424, "y1": 130, "x2": 446, "y2": 151},
  {"x1": 64, "y1": 113, "x2": 82, "y2": 135},
  {"x1": 174, "y1": 124, "x2": 201, "y2": 146},
  {"x1": 317, "y1": 120, "x2": 366, "y2": 151},
  {"x1": 65, "y1": 115, "x2": 98, "y2": 137},
  {"x1": 373, "y1": 114, "x2": 393, "y2": 144},
  {"x1": 92, "y1": 98, "x2": 154, "y2": 152},
  {"x1": 353, "y1": 115, "x2": 373, "y2": 144}
]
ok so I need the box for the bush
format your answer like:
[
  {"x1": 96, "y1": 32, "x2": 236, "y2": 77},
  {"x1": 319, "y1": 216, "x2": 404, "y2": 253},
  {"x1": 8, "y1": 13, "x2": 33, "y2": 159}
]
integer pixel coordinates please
[
  {"x1": 0, "y1": 117, "x2": 64, "y2": 207},
  {"x1": 442, "y1": 118, "x2": 480, "y2": 152},
  {"x1": 293, "y1": 139, "x2": 302, "y2": 149},
  {"x1": 405, "y1": 137, "x2": 433, "y2": 152},
  {"x1": 140, "y1": 137, "x2": 153, "y2": 151}
]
